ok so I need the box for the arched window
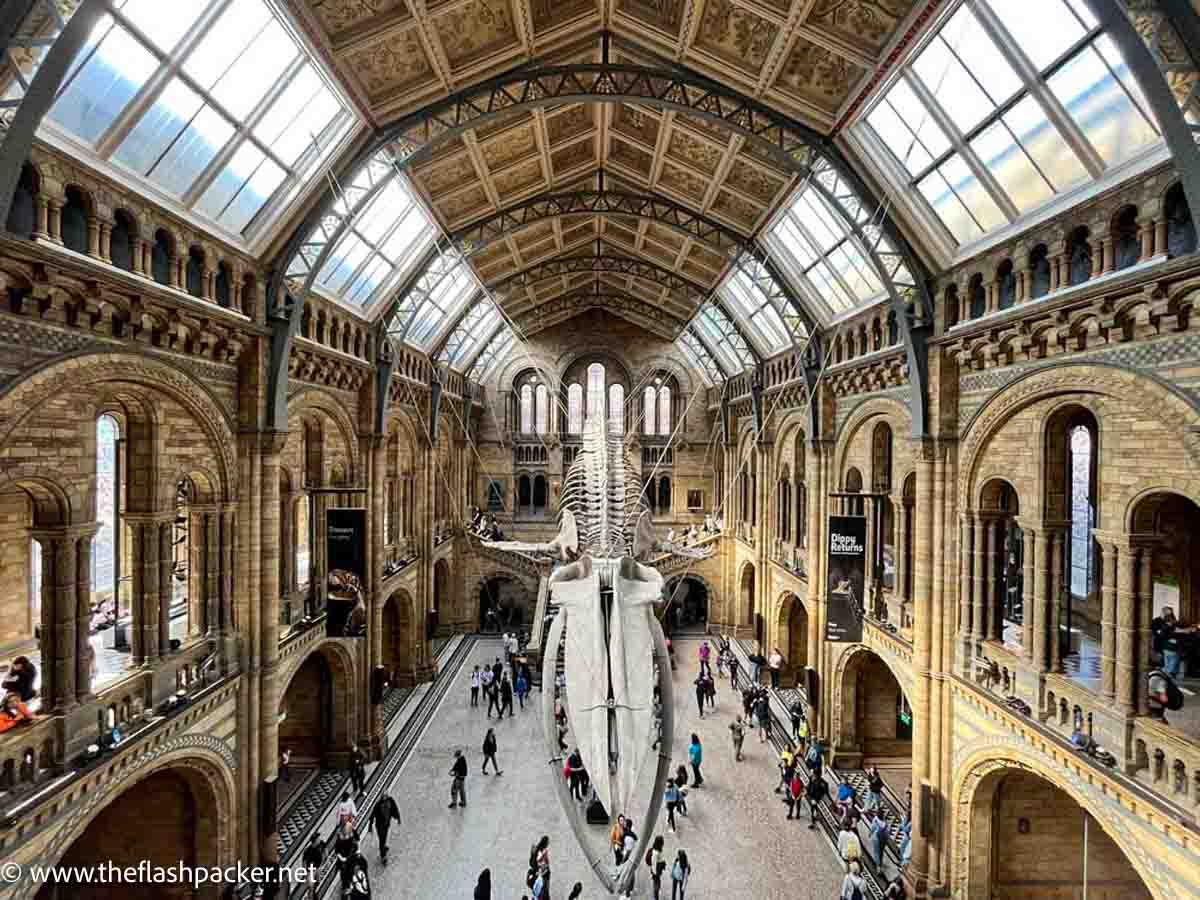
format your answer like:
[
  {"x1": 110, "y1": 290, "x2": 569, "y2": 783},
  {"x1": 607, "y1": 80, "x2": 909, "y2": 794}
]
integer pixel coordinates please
[
  {"x1": 215, "y1": 262, "x2": 232, "y2": 308},
  {"x1": 657, "y1": 386, "x2": 671, "y2": 437},
  {"x1": 567, "y1": 384, "x2": 583, "y2": 434},
  {"x1": 1069, "y1": 425, "x2": 1095, "y2": 599},
  {"x1": 61, "y1": 186, "x2": 88, "y2": 253},
  {"x1": 608, "y1": 384, "x2": 624, "y2": 434},
  {"x1": 643, "y1": 386, "x2": 657, "y2": 435},
  {"x1": 1165, "y1": 183, "x2": 1196, "y2": 257},
  {"x1": 587, "y1": 363, "x2": 605, "y2": 421},
  {"x1": 872, "y1": 423, "x2": 893, "y2": 494},
  {"x1": 30, "y1": 537, "x2": 42, "y2": 625},
  {"x1": 1067, "y1": 227, "x2": 1091, "y2": 286},
  {"x1": 658, "y1": 476, "x2": 671, "y2": 513},
  {"x1": 5, "y1": 163, "x2": 37, "y2": 236},
  {"x1": 997, "y1": 260, "x2": 1015, "y2": 310},
  {"x1": 110, "y1": 211, "x2": 135, "y2": 271},
  {"x1": 1112, "y1": 207, "x2": 1139, "y2": 270},
  {"x1": 518, "y1": 475, "x2": 532, "y2": 510},
  {"x1": 519, "y1": 384, "x2": 534, "y2": 434},
  {"x1": 533, "y1": 475, "x2": 547, "y2": 510},
  {"x1": 296, "y1": 495, "x2": 310, "y2": 589},
  {"x1": 1029, "y1": 245, "x2": 1051, "y2": 299},
  {"x1": 93, "y1": 415, "x2": 119, "y2": 607},
  {"x1": 186, "y1": 248, "x2": 204, "y2": 297},
  {"x1": 151, "y1": 230, "x2": 172, "y2": 285},
  {"x1": 968, "y1": 274, "x2": 985, "y2": 319},
  {"x1": 535, "y1": 384, "x2": 549, "y2": 435}
]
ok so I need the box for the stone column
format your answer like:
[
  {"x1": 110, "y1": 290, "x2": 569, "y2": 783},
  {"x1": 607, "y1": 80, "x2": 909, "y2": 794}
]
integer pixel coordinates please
[
  {"x1": 1049, "y1": 253, "x2": 1062, "y2": 292},
  {"x1": 987, "y1": 520, "x2": 1001, "y2": 640},
  {"x1": 204, "y1": 509, "x2": 220, "y2": 636},
  {"x1": 1050, "y1": 531, "x2": 1065, "y2": 672},
  {"x1": 1101, "y1": 236, "x2": 1114, "y2": 274},
  {"x1": 369, "y1": 434, "x2": 386, "y2": 753},
  {"x1": 1032, "y1": 529, "x2": 1050, "y2": 672},
  {"x1": 895, "y1": 502, "x2": 908, "y2": 602},
  {"x1": 86, "y1": 215, "x2": 100, "y2": 258},
  {"x1": 959, "y1": 514, "x2": 973, "y2": 643},
  {"x1": 1099, "y1": 539, "x2": 1118, "y2": 701},
  {"x1": 972, "y1": 515, "x2": 987, "y2": 642},
  {"x1": 909, "y1": 444, "x2": 935, "y2": 894},
  {"x1": 75, "y1": 528, "x2": 98, "y2": 700},
  {"x1": 158, "y1": 520, "x2": 173, "y2": 654},
  {"x1": 259, "y1": 433, "x2": 286, "y2": 784},
  {"x1": 31, "y1": 532, "x2": 77, "y2": 712},
  {"x1": 1137, "y1": 546, "x2": 1154, "y2": 717},
  {"x1": 1154, "y1": 219, "x2": 1168, "y2": 256},
  {"x1": 1116, "y1": 542, "x2": 1138, "y2": 716},
  {"x1": 47, "y1": 200, "x2": 62, "y2": 244},
  {"x1": 128, "y1": 517, "x2": 161, "y2": 664},
  {"x1": 132, "y1": 238, "x2": 147, "y2": 276},
  {"x1": 1137, "y1": 217, "x2": 1155, "y2": 262},
  {"x1": 1090, "y1": 240, "x2": 1103, "y2": 279},
  {"x1": 1021, "y1": 525, "x2": 1035, "y2": 657},
  {"x1": 804, "y1": 439, "x2": 823, "y2": 726},
  {"x1": 33, "y1": 195, "x2": 49, "y2": 239},
  {"x1": 99, "y1": 222, "x2": 112, "y2": 263}
]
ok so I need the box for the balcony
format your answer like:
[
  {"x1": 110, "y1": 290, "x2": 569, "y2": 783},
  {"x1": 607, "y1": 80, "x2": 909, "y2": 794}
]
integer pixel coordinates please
[{"x1": 769, "y1": 539, "x2": 808, "y2": 580}]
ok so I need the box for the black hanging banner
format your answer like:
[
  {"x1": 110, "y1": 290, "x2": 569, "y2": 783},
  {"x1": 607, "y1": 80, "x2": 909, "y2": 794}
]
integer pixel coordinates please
[
  {"x1": 326, "y1": 507, "x2": 367, "y2": 638},
  {"x1": 826, "y1": 514, "x2": 866, "y2": 643}
]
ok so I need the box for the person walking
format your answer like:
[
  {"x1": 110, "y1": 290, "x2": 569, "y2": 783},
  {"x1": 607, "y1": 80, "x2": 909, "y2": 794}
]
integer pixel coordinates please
[
  {"x1": 481, "y1": 727, "x2": 503, "y2": 775},
  {"x1": 698, "y1": 641, "x2": 711, "y2": 671},
  {"x1": 611, "y1": 815, "x2": 627, "y2": 866},
  {"x1": 646, "y1": 835, "x2": 666, "y2": 900},
  {"x1": 786, "y1": 769, "x2": 804, "y2": 820},
  {"x1": 729, "y1": 715, "x2": 746, "y2": 762},
  {"x1": 728, "y1": 652, "x2": 740, "y2": 690},
  {"x1": 867, "y1": 811, "x2": 889, "y2": 866},
  {"x1": 337, "y1": 790, "x2": 357, "y2": 826},
  {"x1": 838, "y1": 820, "x2": 862, "y2": 865},
  {"x1": 840, "y1": 860, "x2": 866, "y2": 900},
  {"x1": 670, "y1": 850, "x2": 690, "y2": 900},
  {"x1": 370, "y1": 793, "x2": 401, "y2": 864},
  {"x1": 516, "y1": 668, "x2": 529, "y2": 709},
  {"x1": 664, "y1": 780, "x2": 681, "y2": 833},
  {"x1": 474, "y1": 869, "x2": 492, "y2": 900},
  {"x1": 672, "y1": 765, "x2": 689, "y2": 817},
  {"x1": 776, "y1": 747, "x2": 795, "y2": 794},
  {"x1": 693, "y1": 673, "x2": 706, "y2": 719},
  {"x1": 333, "y1": 820, "x2": 358, "y2": 897},
  {"x1": 301, "y1": 833, "x2": 324, "y2": 900},
  {"x1": 790, "y1": 699, "x2": 806, "y2": 744},
  {"x1": 768, "y1": 648, "x2": 784, "y2": 688},
  {"x1": 470, "y1": 666, "x2": 481, "y2": 707},
  {"x1": 754, "y1": 693, "x2": 770, "y2": 743},
  {"x1": 349, "y1": 743, "x2": 367, "y2": 795},
  {"x1": 346, "y1": 848, "x2": 371, "y2": 899},
  {"x1": 280, "y1": 748, "x2": 291, "y2": 782},
  {"x1": 530, "y1": 835, "x2": 551, "y2": 900},
  {"x1": 486, "y1": 671, "x2": 502, "y2": 718},
  {"x1": 806, "y1": 773, "x2": 829, "y2": 828},
  {"x1": 500, "y1": 672, "x2": 515, "y2": 717},
  {"x1": 449, "y1": 749, "x2": 468, "y2": 808},
  {"x1": 703, "y1": 673, "x2": 716, "y2": 711},
  {"x1": 687, "y1": 734, "x2": 703, "y2": 787},
  {"x1": 865, "y1": 766, "x2": 884, "y2": 812}
]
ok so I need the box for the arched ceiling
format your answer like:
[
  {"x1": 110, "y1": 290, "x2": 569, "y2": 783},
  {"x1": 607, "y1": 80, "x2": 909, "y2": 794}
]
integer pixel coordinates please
[{"x1": 282, "y1": 0, "x2": 928, "y2": 354}]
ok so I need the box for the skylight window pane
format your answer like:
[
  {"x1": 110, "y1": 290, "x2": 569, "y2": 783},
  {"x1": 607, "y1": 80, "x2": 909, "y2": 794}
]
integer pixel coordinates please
[
  {"x1": 939, "y1": 154, "x2": 1006, "y2": 231},
  {"x1": 254, "y1": 64, "x2": 321, "y2": 152},
  {"x1": 797, "y1": 192, "x2": 842, "y2": 251},
  {"x1": 147, "y1": 104, "x2": 235, "y2": 196},
  {"x1": 120, "y1": 0, "x2": 206, "y2": 53},
  {"x1": 49, "y1": 25, "x2": 157, "y2": 144},
  {"x1": 1003, "y1": 95, "x2": 1089, "y2": 190},
  {"x1": 868, "y1": 101, "x2": 933, "y2": 175},
  {"x1": 985, "y1": 0, "x2": 1087, "y2": 71},
  {"x1": 183, "y1": 0, "x2": 272, "y2": 90},
  {"x1": 381, "y1": 209, "x2": 431, "y2": 263},
  {"x1": 111, "y1": 77, "x2": 204, "y2": 174},
  {"x1": 970, "y1": 121, "x2": 1054, "y2": 212},
  {"x1": 885, "y1": 79, "x2": 951, "y2": 160},
  {"x1": 1049, "y1": 43, "x2": 1158, "y2": 166},
  {"x1": 777, "y1": 216, "x2": 817, "y2": 268},
  {"x1": 751, "y1": 304, "x2": 789, "y2": 352},
  {"x1": 345, "y1": 254, "x2": 389, "y2": 306},
  {"x1": 218, "y1": 156, "x2": 285, "y2": 232},
  {"x1": 357, "y1": 181, "x2": 409, "y2": 244},
  {"x1": 914, "y1": 40, "x2": 993, "y2": 135},
  {"x1": 195, "y1": 138, "x2": 264, "y2": 219},
  {"x1": 211, "y1": 20, "x2": 297, "y2": 119},
  {"x1": 918, "y1": 169, "x2": 982, "y2": 243},
  {"x1": 938, "y1": 6, "x2": 1021, "y2": 107},
  {"x1": 318, "y1": 233, "x2": 370, "y2": 294}
]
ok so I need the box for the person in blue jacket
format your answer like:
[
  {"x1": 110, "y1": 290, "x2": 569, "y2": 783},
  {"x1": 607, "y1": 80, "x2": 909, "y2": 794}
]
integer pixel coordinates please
[{"x1": 688, "y1": 733, "x2": 704, "y2": 787}]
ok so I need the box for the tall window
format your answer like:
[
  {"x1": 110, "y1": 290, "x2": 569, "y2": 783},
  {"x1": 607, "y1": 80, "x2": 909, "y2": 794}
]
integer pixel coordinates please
[
  {"x1": 643, "y1": 386, "x2": 657, "y2": 435},
  {"x1": 567, "y1": 384, "x2": 583, "y2": 434},
  {"x1": 863, "y1": 0, "x2": 1159, "y2": 247},
  {"x1": 296, "y1": 496, "x2": 310, "y2": 589},
  {"x1": 47, "y1": 0, "x2": 353, "y2": 239},
  {"x1": 29, "y1": 539, "x2": 42, "y2": 623},
  {"x1": 1069, "y1": 426, "x2": 1094, "y2": 597},
  {"x1": 520, "y1": 384, "x2": 534, "y2": 434},
  {"x1": 657, "y1": 386, "x2": 672, "y2": 437},
  {"x1": 535, "y1": 384, "x2": 549, "y2": 435},
  {"x1": 587, "y1": 364, "x2": 605, "y2": 421},
  {"x1": 94, "y1": 415, "x2": 119, "y2": 600},
  {"x1": 608, "y1": 384, "x2": 624, "y2": 434}
]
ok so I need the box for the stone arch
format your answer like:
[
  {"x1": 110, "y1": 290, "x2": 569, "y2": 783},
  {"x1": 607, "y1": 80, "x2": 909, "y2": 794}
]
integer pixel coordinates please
[
  {"x1": 382, "y1": 588, "x2": 417, "y2": 683},
  {"x1": 474, "y1": 571, "x2": 535, "y2": 631},
  {"x1": 0, "y1": 352, "x2": 237, "y2": 503},
  {"x1": 286, "y1": 386, "x2": 361, "y2": 481},
  {"x1": 26, "y1": 739, "x2": 237, "y2": 897},
  {"x1": 832, "y1": 643, "x2": 912, "y2": 764},
  {"x1": 953, "y1": 745, "x2": 1161, "y2": 900},
  {"x1": 772, "y1": 590, "x2": 809, "y2": 683},
  {"x1": 738, "y1": 560, "x2": 759, "y2": 642},
  {"x1": 278, "y1": 639, "x2": 357, "y2": 764},
  {"x1": 832, "y1": 395, "x2": 911, "y2": 478}
]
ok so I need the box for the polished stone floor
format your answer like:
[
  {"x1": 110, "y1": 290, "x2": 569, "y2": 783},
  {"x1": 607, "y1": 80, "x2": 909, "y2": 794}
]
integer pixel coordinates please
[{"x1": 362, "y1": 637, "x2": 845, "y2": 899}]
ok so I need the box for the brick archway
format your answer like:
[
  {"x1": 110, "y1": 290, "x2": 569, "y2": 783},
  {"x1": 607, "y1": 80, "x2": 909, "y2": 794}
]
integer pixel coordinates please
[
  {"x1": 771, "y1": 590, "x2": 809, "y2": 685},
  {"x1": 831, "y1": 644, "x2": 912, "y2": 767},
  {"x1": 278, "y1": 639, "x2": 357, "y2": 765}
]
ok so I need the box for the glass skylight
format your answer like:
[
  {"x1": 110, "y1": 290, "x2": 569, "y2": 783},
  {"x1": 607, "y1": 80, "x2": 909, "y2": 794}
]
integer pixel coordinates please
[
  {"x1": 719, "y1": 265, "x2": 793, "y2": 353},
  {"x1": 861, "y1": 0, "x2": 1160, "y2": 247},
  {"x1": 694, "y1": 302, "x2": 755, "y2": 374},
  {"x1": 45, "y1": 0, "x2": 353, "y2": 240},
  {"x1": 438, "y1": 297, "x2": 505, "y2": 369},
  {"x1": 469, "y1": 326, "x2": 516, "y2": 382},
  {"x1": 676, "y1": 328, "x2": 723, "y2": 386},
  {"x1": 403, "y1": 261, "x2": 479, "y2": 351}
]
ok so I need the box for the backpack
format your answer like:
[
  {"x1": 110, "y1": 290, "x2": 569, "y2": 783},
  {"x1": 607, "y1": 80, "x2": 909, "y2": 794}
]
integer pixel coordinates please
[
  {"x1": 1151, "y1": 669, "x2": 1185, "y2": 710},
  {"x1": 850, "y1": 885, "x2": 864, "y2": 900},
  {"x1": 645, "y1": 848, "x2": 654, "y2": 867}
]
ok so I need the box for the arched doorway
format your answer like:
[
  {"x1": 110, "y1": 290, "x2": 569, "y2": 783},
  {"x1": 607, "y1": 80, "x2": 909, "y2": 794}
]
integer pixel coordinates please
[
  {"x1": 965, "y1": 766, "x2": 1151, "y2": 899},
  {"x1": 432, "y1": 558, "x2": 451, "y2": 635},
  {"x1": 478, "y1": 575, "x2": 531, "y2": 631},
  {"x1": 382, "y1": 590, "x2": 413, "y2": 683},
  {"x1": 278, "y1": 645, "x2": 352, "y2": 769},
  {"x1": 740, "y1": 563, "x2": 762, "y2": 645},
  {"x1": 839, "y1": 649, "x2": 912, "y2": 776},
  {"x1": 776, "y1": 592, "x2": 808, "y2": 686},
  {"x1": 664, "y1": 576, "x2": 709, "y2": 635},
  {"x1": 37, "y1": 765, "x2": 222, "y2": 899}
]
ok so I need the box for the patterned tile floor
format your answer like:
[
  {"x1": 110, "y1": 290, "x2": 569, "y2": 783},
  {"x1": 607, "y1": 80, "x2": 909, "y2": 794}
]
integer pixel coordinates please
[{"x1": 364, "y1": 638, "x2": 846, "y2": 900}]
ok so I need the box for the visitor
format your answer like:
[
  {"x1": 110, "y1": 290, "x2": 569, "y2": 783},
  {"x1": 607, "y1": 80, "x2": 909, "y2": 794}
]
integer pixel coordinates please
[
  {"x1": 776, "y1": 747, "x2": 795, "y2": 794},
  {"x1": 703, "y1": 672, "x2": 716, "y2": 710},
  {"x1": 688, "y1": 734, "x2": 704, "y2": 787},
  {"x1": 867, "y1": 811, "x2": 889, "y2": 866},
  {"x1": 2, "y1": 656, "x2": 36, "y2": 702},
  {"x1": 370, "y1": 792, "x2": 401, "y2": 864},
  {"x1": 280, "y1": 748, "x2": 291, "y2": 783},
  {"x1": 883, "y1": 874, "x2": 908, "y2": 899},
  {"x1": 670, "y1": 850, "x2": 690, "y2": 900},
  {"x1": 839, "y1": 860, "x2": 866, "y2": 900},
  {"x1": 835, "y1": 777, "x2": 857, "y2": 821},
  {"x1": 333, "y1": 820, "x2": 358, "y2": 896},
  {"x1": 754, "y1": 692, "x2": 771, "y2": 742},
  {"x1": 664, "y1": 779, "x2": 681, "y2": 832},
  {"x1": 486, "y1": 671, "x2": 502, "y2": 718},
  {"x1": 786, "y1": 768, "x2": 804, "y2": 820},
  {"x1": 673, "y1": 764, "x2": 689, "y2": 816},
  {"x1": 728, "y1": 652, "x2": 740, "y2": 690},
  {"x1": 646, "y1": 835, "x2": 666, "y2": 899},
  {"x1": 503, "y1": 632, "x2": 512, "y2": 665},
  {"x1": 0, "y1": 692, "x2": 32, "y2": 733},
  {"x1": 470, "y1": 666, "x2": 481, "y2": 707},
  {"x1": 865, "y1": 766, "x2": 884, "y2": 812},
  {"x1": 500, "y1": 672, "x2": 515, "y2": 718},
  {"x1": 729, "y1": 715, "x2": 746, "y2": 762},
  {"x1": 449, "y1": 749, "x2": 468, "y2": 808},
  {"x1": 806, "y1": 774, "x2": 828, "y2": 828},
  {"x1": 611, "y1": 815, "x2": 627, "y2": 865},
  {"x1": 749, "y1": 648, "x2": 766, "y2": 685},
  {"x1": 698, "y1": 642, "x2": 710, "y2": 670},
  {"x1": 568, "y1": 883, "x2": 583, "y2": 900},
  {"x1": 474, "y1": 868, "x2": 492, "y2": 900},
  {"x1": 350, "y1": 743, "x2": 367, "y2": 795},
  {"x1": 790, "y1": 699, "x2": 806, "y2": 745},
  {"x1": 337, "y1": 790, "x2": 357, "y2": 826},
  {"x1": 301, "y1": 833, "x2": 324, "y2": 900},
  {"x1": 768, "y1": 648, "x2": 784, "y2": 688},
  {"x1": 693, "y1": 672, "x2": 707, "y2": 719},
  {"x1": 530, "y1": 835, "x2": 551, "y2": 899},
  {"x1": 481, "y1": 727, "x2": 502, "y2": 775},
  {"x1": 516, "y1": 668, "x2": 530, "y2": 709},
  {"x1": 1147, "y1": 667, "x2": 1181, "y2": 722},
  {"x1": 1152, "y1": 606, "x2": 1195, "y2": 678},
  {"x1": 837, "y1": 820, "x2": 862, "y2": 865},
  {"x1": 566, "y1": 747, "x2": 585, "y2": 800},
  {"x1": 899, "y1": 810, "x2": 913, "y2": 867}
]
